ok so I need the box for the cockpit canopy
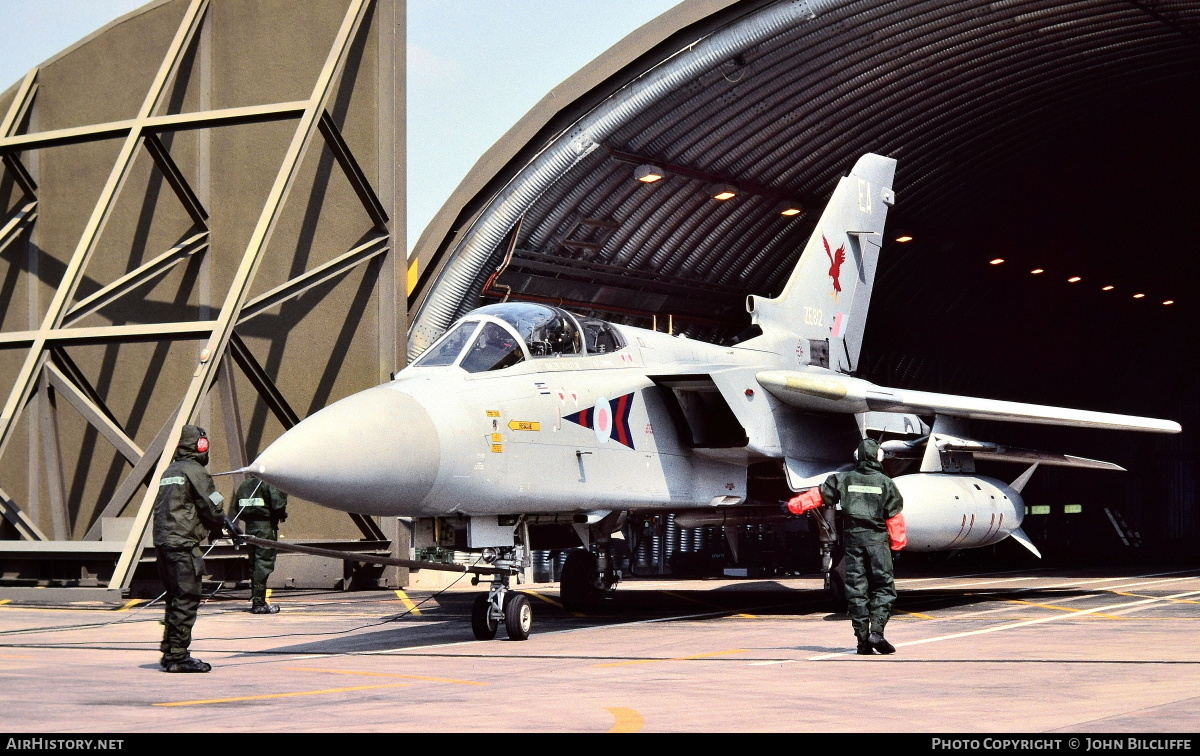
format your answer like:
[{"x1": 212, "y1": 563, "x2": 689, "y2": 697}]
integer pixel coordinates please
[
  {"x1": 472, "y1": 303, "x2": 582, "y2": 356},
  {"x1": 412, "y1": 303, "x2": 625, "y2": 373}
]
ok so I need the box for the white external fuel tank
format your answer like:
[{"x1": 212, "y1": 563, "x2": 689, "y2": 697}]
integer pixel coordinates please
[{"x1": 892, "y1": 474, "x2": 1025, "y2": 552}]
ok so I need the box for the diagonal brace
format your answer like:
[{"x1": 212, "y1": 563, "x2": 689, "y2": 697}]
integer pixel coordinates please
[
  {"x1": 227, "y1": 333, "x2": 300, "y2": 429},
  {"x1": 0, "y1": 485, "x2": 48, "y2": 541},
  {"x1": 44, "y1": 362, "x2": 142, "y2": 464},
  {"x1": 2, "y1": 154, "x2": 37, "y2": 196},
  {"x1": 142, "y1": 133, "x2": 208, "y2": 224},
  {"x1": 238, "y1": 235, "x2": 388, "y2": 323},
  {"x1": 82, "y1": 411, "x2": 177, "y2": 539},
  {"x1": 64, "y1": 232, "x2": 209, "y2": 326},
  {"x1": 0, "y1": 200, "x2": 37, "y2": 258},
  {"x1": 318, "y1": 110, "x2": 388, "y2": 228}
]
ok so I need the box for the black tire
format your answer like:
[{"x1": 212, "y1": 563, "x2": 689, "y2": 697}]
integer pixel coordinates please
[
  {"x1": 560, "y1": 549, "x2": 599, "y2": 612},
  {"x1": 503, "y1": 592, "x2": 533, "y2": 641},
  {"x1": 471, "y1": 593, "x2": 498, "y2": 640}
]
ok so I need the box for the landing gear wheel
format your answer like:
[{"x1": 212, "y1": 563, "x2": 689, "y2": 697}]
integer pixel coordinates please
[
  {"x1": 560, "y1": 549, "x2": 600, "y2": 612},
  {"x1": 503, "y1": 592, "x2": 533, "y2": 641},
  {"x1": 471, "y1": 593, "x2": 498, "y2": 640}
]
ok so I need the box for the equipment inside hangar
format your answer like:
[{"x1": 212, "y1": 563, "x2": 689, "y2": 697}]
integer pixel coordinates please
[{"x1": 0, "y1": 0, "x2": 1196, "y2": 599}]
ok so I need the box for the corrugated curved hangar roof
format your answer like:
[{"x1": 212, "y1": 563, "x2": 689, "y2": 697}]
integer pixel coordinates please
[{"x1": 408, "y1": 0, "x2": 1200, "y2": 549}]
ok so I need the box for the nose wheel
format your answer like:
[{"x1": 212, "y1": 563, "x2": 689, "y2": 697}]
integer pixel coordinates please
[{"x1": 470, "y1": 545, "x2": 533, "y2": 641}]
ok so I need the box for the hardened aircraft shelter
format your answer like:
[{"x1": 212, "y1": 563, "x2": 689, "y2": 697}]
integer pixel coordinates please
[{"x1": 0, "y1": 0, "x2": 403, "y2": 599}]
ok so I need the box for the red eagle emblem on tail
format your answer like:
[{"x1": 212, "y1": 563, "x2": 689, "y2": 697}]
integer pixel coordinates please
[{"x1": 823, "y1": 235, "x2": 846, "y2": 296}]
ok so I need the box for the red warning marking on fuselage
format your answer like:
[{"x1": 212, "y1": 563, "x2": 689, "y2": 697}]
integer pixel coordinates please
[{"x1": 563, "y1": 393, "x2": 636, "y2": 449}]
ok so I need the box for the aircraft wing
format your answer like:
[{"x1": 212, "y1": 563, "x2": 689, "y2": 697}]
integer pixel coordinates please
[
  {"x1": 756, "y1": 370, "x2": 1181, "y2": 433},
  {"x1": 880, "y1": 436, "x2": 1126, "y2": 470}
]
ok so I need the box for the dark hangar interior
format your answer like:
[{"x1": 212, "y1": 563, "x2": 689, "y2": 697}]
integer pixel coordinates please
[{"x1": 409, "y1": 0, "x2": 1200, "y2": 565}]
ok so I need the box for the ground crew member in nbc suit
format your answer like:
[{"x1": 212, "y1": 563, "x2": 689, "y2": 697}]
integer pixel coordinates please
[
  {"x1": 232, "y1": 474, "x2": 287, "y2": 614},
  {"x1": 152, "y1": 425, "x2": 234, "y2": 673},
  {"x1": 786, "y1": 437, "x2": 906, "y2": 655}
]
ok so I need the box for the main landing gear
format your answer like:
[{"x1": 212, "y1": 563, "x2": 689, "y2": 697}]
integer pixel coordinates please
[
  {"x1": 470, "y1": 545, "x2": 533, "y2": 641},
  {"x1": 559, "y1": 543, "x2": 626, "y2": 612}
]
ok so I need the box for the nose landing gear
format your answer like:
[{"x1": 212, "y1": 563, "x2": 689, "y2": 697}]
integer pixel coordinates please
[{"x1": 471, "y1": 545, "x2": 533, "y2": 641}]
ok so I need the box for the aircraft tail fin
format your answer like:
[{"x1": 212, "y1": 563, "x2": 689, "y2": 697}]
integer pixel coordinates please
[{"x1": 748, "y1": 153, "x2": 897, "y2": 373}]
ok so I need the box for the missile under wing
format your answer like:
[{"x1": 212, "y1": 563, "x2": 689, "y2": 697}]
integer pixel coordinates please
[{"x1": 245, "y1": 153, "x2": 1180, "y2": 640}]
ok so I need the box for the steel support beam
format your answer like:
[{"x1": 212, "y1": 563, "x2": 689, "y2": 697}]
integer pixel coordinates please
[
  {"x1": 0, "y1": 101, "x2": 308, "y2": 154},
  {"x1": 217, "y1": 352, "x2": 248, "y2": 487},
  {"x1": 0, "y1": 321, "x2": 216, "y2": 349},
  {"x1": 36, "y1": 368, "x2": 68, "y2": 539}
]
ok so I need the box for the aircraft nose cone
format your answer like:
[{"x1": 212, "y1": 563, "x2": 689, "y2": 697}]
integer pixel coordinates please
[{"x1": 250, "y1": 386, "x2": 439, "y2": 515}]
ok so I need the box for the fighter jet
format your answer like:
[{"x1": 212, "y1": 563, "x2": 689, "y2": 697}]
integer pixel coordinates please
[{"x1": 244, "y1": 153, "x2": 1180, "y2": 640}]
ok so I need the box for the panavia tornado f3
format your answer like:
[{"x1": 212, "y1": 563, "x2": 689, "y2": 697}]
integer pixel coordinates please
[{"x1": 245, "y1": 153, "x2": 1180, "y2": 640}]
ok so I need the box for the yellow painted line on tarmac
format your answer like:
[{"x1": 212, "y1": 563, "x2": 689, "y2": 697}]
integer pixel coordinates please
[
  {"x1": 1115, "y1": 591, "x2": 1200, "y2": 606},
  {"x1": 394, "y1": 590, "x2": 422, "y2": 616},
  {"x1": 1008, "y1": 599, "x2": 1121, "y2": 619},
  {"x1": 893, "y1": 608, "x2": 934, "y2": 619},
  {"x1": 528, "y1": 592, "x2": 583, "y2": 614},
  {"x1": 154, "y1": 683, "x2": 410, "y2": 706},
  {"x1": 284, "y1": 666, "x2": 487, "y2": 685},
  {"x1": 0, "y1": 599, "x2": 9, "y2": 606},
  {"x1": 594, "y1": 649, "x2": 748, "y2": 668},
  {"x1": 117, "y1": 599, "x2": 143, "y2": 611},
  {"x1": 606, "y1": 707, "x2": 644, "y2": 733},
  {"x1": 0, "y1": 654, "x2": 33, "y2": 659}
]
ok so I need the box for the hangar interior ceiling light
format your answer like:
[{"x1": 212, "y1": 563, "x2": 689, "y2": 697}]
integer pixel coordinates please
[
  {"x1": 989, "y1": 258, "x2": 1004, "y2": 265},
  {"x1": 1068, "y1": 276, "x2": 1081, "y2": 282},
  {"x1": 711, "y1": 184, "x2": 738, "y2": 201},
  {"x1": 1102, "y1": 285, "x2": 1114, "y2": 290},
  {"x1": 774, "y1": 201, "x2": 803, "y2": 216},
  {"x1": 1031, "y1": 268, "x2": 1045, "y2": 274},
  {"x1": 634, "y1": 164, "x2": 665, "y2": 183},
  {"x1": 894, "y1": 234, "x2": 913, "y2": 243}
]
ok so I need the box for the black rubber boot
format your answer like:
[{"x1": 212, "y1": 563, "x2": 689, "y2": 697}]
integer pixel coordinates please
[
  {"x1": 868, "y1": 631, "x2": 896, "y2": 654},
  {"x1": 856, "y1": 640, "x2": 875, "y2": 655},
  {"x1": 251, "y1": 603, "x2": 279, "y2": 614},
  {"x1": 164, "y1": 657, "x2": 211, "y2": 673}
]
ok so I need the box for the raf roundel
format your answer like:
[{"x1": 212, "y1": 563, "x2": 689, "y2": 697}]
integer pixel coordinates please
[
  {"x1": 196, "y1": 436, "x2": 209, "y2": 453},
  {"x1": 593, "y1": 397, "x2": 612, "y2": 444},
  {"x1": 563, "y1": 393, "x2": 636, "y2": 449}
]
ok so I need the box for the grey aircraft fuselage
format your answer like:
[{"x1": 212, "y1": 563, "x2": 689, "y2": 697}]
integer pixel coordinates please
[{"x1": 249, "y1": 153, "x2": 1179, "y2": 561}]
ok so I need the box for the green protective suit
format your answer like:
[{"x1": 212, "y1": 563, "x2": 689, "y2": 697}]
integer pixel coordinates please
[
  {"x1": 819, "y1": 437, "x2": 905, "y2": 642},
  {"x1": 152, "y1": 425, "x2": 225, "y2": 665},
  {"x1": 232, "y1": 475, "x2": 287, "y2": 607}
]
